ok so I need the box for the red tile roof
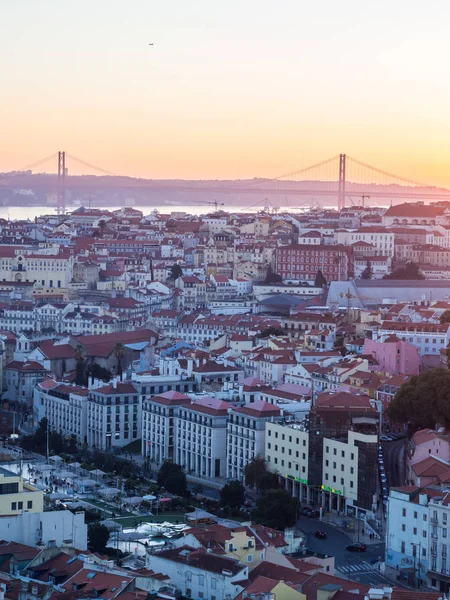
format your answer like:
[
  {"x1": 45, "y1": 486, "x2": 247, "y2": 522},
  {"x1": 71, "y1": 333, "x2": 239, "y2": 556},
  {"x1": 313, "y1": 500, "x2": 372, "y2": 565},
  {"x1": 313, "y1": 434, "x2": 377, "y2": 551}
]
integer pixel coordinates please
[
  {"x1": 232, "y1": 401, "x2": 281, "y2": 418},
  {"x1": 148, "y1": 391, "x2": 191, "y2": 406},
  {"x1": 94, "y1": 381, "x2": 137, "y2": 395},
  {"x1": 5, "y1": 360, "x2": 48, "y2": 372}
]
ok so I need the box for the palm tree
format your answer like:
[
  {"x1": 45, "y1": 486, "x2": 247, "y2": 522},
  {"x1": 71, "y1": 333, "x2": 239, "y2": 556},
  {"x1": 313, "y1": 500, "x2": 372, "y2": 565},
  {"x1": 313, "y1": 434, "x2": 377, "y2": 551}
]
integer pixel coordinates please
[{"x1": 114, "y1": 343, "x2": 125, "y2": 377}]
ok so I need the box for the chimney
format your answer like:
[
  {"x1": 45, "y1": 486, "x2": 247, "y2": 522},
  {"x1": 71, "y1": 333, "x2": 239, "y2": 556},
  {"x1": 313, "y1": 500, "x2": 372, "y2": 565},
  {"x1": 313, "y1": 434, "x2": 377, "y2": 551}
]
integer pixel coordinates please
[{"x1": 113, "y1": 377, "x2": 118, "y2": 389}]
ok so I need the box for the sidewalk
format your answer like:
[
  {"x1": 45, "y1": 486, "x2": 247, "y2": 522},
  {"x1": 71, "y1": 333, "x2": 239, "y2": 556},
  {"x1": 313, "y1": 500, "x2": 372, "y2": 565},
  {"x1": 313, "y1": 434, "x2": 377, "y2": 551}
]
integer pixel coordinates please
[{"x1": 320, "y1": 513, "x2": 383, "y2": 546}]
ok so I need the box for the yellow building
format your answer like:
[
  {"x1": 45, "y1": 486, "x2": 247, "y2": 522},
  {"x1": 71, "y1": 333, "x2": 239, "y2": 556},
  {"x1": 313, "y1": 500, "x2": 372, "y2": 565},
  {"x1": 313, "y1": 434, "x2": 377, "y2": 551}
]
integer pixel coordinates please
[
  {"x1": 223, "y1": 527, "x2": 263, "y2": 566},
  {"x1": 0, "y1": 467, "x2": 44, "y2": 515}
]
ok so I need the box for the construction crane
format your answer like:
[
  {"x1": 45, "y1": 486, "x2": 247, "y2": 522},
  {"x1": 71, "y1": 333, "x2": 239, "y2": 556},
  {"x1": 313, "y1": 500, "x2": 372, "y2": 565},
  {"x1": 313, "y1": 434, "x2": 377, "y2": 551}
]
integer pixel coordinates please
[
  {"x1": 339, "y1": 287, "x2": 358, "y2": 316},
  {"x1": 196, "y1": 200, "x2": 225, "y2": 212}
]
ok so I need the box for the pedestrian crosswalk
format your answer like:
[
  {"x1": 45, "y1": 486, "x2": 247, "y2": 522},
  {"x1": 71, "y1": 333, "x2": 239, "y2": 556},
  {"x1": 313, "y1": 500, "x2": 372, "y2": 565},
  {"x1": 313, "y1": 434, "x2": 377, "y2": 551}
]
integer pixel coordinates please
[{"x1": 336, "y1": 561, "x2": 381, "y2": 574}]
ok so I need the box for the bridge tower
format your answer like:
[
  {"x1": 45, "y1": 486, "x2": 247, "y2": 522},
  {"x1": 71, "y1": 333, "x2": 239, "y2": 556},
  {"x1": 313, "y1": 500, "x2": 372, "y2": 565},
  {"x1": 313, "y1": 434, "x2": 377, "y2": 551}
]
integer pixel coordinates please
[
  {"x1": 338, "y1": 153, "x2": 346, "y2": 212},
  {"x1": 57, "y1": 151, "x2": 66, "y2": 215}
]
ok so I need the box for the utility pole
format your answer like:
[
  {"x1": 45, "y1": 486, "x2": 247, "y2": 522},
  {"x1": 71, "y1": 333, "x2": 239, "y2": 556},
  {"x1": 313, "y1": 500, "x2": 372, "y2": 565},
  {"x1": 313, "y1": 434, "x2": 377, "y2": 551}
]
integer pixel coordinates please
[
  {"x1": 57, "y1": 151, "x2": 66, "y2": 215},
  {"x1": 46, "y1": 419, "x2": 49, "y2": 462}
]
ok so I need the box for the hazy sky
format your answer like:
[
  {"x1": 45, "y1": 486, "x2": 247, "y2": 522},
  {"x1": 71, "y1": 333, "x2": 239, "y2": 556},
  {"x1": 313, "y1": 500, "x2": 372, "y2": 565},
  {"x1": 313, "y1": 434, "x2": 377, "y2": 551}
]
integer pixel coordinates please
[{"x1": 1, "y1": 1, "x2": 450, "y2": 184}]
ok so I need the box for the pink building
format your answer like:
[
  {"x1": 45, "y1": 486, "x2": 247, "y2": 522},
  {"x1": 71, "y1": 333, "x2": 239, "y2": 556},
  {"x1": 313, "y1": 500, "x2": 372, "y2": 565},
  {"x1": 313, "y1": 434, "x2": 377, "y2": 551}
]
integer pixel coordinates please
[
  {"x1": 363, "y1": 335, "x2": 420, "y2": 376},
  {"x1": 407, "y1": 428, "x2": 450, "y2": 483}
]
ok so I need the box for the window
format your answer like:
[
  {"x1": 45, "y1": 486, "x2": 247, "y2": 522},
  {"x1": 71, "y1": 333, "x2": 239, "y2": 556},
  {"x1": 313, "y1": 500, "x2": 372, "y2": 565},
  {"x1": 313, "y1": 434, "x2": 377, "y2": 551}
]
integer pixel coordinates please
[
  {"x1": 247, "y1": 554, "x2": 253, "y2": 562},
  {"x1": 423, "y1": 514, "x2": 428, "y2": 522},
  {"x1": 402, "y1": 508, "x2": 406, "y2": 517},
  {"x1": 350, "y1": 481, "x2": 354, "y2": 488},
  {"x1": 18, "y1": 502, "x2": 23, "y2": 510},
  {"x1": 414, "y1": 511, "x2": 418, "y2": 519},
  {"x1": 211, "y1": 580, "x2": 217, "y2": 590},
  {"x1": 27, "y1": 501, "x2": 32, "y2": 509},
  {"x1": 423, "y1": 530, "x2": 427, "y2": 538},
  {"x1": 401, "y1": 541, "x2": 405, "y2": 553},
  {"x1": 413, "y1": 528, "x2": 417, "y2": 535},
  {"x1": 333, "y1": 448, "x2": 337, "y2": 455},
  {"x1": 11, "y1": 502, "x2": 17, "y2": 511},
  {"x1": 402, "y1": 524, "x2": 406, "y2": 532},
  {"x1": 260, "y1": 552, "x2": 264, "y2": 560},
  {"x1": 351, "y1": 453, "x2": 354, "y2": 460},
  {"x1": 198, "y1": 575, "x2": 204, "y2": 586}
]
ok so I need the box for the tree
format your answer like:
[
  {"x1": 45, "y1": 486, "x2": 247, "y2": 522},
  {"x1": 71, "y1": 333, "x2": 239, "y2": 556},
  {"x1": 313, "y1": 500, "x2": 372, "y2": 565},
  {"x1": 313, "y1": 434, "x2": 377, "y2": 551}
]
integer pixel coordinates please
[
  {"x1": 244, "y1": 457, "x2": 267, "y2": 488},
  {"x1": 113, "y1": 343, "x2": 125, "y2": 377},
  {"x1": 88, "y1": 522, "x2": 110, "y2": 553},
  {"x1": 87, "y1": 363, "x2": 112, "y2": 382},
  {"x1": 264, "y1": 265, "x2": 282, "y2": 284},
  {"x1": 169, "y1": 264, "x2": 183, "y2": 281},
  {"x1": 164, "y1": 472, "x2": 187, "y2": 496},
  {"x1": 361, "y1": 260, "x2": 373, "y2": 280},
  {"x1": 157, "y1": 461, "x2": 187, "y2": 496},
  {"x1": 75, "y1": 345, "x2": 86, "y2": 386},
  {"x1": 256, "y1": 472, "x2": 280, "y2": 492},
  {"x1": 387, "y1": 368, "x2": 450, "y2": 430},
  {"x1": 244, "y1": 457, "x2": 280, "y2": 492},
  {"x1": 220, "y1": 480, "x2": 245, "y2": 509},
  {"x1": 259, "y1": 326, "x2": 285, "y2": 339},
  {"x1": 383, "y1": 262, "x2": 424, "y2": 280},
  {"x1": 441, "y1": 310, "x2": 450, "y2": 325},
  {"x1": 314, "y1": 269, "x2": 327, "y2": 288},
  {"x1": 253, "y1": 489, "x2": 299, "y2": 530}
]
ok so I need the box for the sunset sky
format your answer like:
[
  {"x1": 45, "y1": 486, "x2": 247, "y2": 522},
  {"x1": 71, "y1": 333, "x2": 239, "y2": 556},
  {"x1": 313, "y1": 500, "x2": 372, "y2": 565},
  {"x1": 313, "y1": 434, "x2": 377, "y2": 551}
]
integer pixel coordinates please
[{"x1": 1, "y1": 1, "x2": 450, "y2": 185}]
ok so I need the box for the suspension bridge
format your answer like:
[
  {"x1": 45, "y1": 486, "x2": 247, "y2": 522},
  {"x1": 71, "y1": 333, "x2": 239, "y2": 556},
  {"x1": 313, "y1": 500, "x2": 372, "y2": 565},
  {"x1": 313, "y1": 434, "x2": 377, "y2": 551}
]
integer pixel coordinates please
[{"x1": 4, "y1": 151, "x2": 450, "y2": 214}]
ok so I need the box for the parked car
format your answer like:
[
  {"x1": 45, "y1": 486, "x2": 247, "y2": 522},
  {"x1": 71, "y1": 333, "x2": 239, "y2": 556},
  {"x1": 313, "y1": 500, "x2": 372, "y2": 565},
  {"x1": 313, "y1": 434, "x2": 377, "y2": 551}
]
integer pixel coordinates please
[
  {"x1": 346, "y1": 543, "x2": 367, "y2": 552},
  {"x1": 380, "y1": 435, "x2": 393, "y2": 442},
  {"x1": 315, "y1": 530, "x2": 327, "y2": 539}
]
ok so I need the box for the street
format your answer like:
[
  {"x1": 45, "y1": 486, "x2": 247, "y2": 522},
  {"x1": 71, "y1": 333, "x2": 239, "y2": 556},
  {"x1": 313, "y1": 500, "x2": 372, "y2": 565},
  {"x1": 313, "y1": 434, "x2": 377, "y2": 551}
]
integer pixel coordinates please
[
  {"x1": 297, "y1": 515, "x2": 395, "y2": 587},
  {"x1": 382, "y1": 438, "x2": 406, "y2": 488}
]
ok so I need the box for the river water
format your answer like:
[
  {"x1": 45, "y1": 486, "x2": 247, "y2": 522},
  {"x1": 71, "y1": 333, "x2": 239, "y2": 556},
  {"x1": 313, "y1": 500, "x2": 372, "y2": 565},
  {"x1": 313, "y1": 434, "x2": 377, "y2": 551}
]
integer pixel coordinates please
[{"x1": 0, "y1": 204, "x2": 297, "y2": 221}]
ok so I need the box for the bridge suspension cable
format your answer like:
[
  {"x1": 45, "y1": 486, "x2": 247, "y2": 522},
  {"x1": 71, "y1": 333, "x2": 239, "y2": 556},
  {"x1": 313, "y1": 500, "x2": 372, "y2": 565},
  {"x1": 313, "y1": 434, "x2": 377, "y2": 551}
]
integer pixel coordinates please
[
  {"x1": 16, "y1": 152, "x2": 58, "y2": 173},
  {"x1": 65, "y1": 153, "x2": 116, "y2": 176},
  {"x1": 267, "y1": 154, "x2": 339, "y2": 182},
  {"x1": 346, "y1": 156, "x2": 426, "y2": 188}
]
